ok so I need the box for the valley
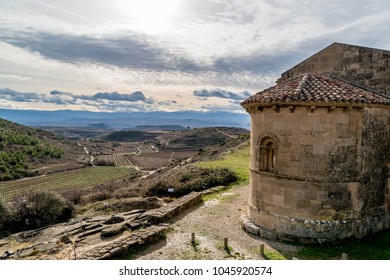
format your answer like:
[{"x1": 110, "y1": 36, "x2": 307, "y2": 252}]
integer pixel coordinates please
[{"x1": 0, "y1": 118, "x2": 250, "y2": 241}]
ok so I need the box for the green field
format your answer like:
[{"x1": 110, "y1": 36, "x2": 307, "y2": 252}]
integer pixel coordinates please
[
  {"x1": 196, "y1": 142, "x2": 250, "y2": 183},
  {"x1": 290, "y1": 229, "x2": 390, "y2": 260},
  {"x1": 0, "y1": 166, "x2": 129, "y2": 202}
]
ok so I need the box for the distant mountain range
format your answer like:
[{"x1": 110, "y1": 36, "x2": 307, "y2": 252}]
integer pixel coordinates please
[{"x1": 0, "y1": 109, "x2": 250, "y2": 129}]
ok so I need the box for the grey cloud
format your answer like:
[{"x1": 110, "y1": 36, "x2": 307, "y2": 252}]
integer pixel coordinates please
[
  {"x1": 93, "y1": 102, "x2": 153, "y2": 113},
  {"x1": 93, "y1": 91, "x2": 146, "y2": 102},
  {"x1": 158, "y1": 100, "x2": 178, "y2": 106},
  {"x1": 0, "y1": 29, "x2": 307, "y2": 77},
  {"x1": 50, "y1": 90, "x2": 153, "y2": 103},
  {"x1": 0, "y1": 88, "x2": 155, "y2": 111},
  {"x1": 211, "y1": 51, "x2": 304, "y2": 74},
  {"x1": 0, "y1": 31, "x2": 202, "y2": 72},
  {"x1": 193, "y1": 88, "x2": 252, "y2": 100},
  {"x1": 0, "y1": 88, "x2": 69, "y2": 105},
  {"x1": 201, "y1": 103, "x2": 245, "y2": 112},
  {"x1": 229, "y1": 100, "x2": 243, "y2": 105}
]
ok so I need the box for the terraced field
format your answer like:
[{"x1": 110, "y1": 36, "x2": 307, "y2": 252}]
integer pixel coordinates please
[
  {"x1": 95, "y1": 155, "x2": 135, "y2": 167},
  {"x1": 0, "y1": 166, "x2": 129, "y2": 202}
]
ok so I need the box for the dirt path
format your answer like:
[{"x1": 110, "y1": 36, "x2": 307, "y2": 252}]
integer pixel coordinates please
[
  {"x1": 130, "y1": 184, "x2": 298, "y2": 260},
  {"x1": 215, "y1": 129, "x2": 238, "y2": 139}
]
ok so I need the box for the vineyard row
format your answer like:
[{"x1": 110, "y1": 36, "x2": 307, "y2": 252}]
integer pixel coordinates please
[{"x1": 0, "y1": 166, "x2": 129, "y2": 202}]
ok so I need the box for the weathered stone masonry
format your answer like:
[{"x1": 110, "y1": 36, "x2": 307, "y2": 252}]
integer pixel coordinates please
[
  {"x1": 241, "y1": 71, "x2": 390, "y2": 243},
  {"x1": 278, "y1": 42, "x2": 390, "y2": 95}
]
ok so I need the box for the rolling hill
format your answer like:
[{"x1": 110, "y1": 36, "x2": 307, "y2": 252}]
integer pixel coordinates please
[{"x1": 0, "y1": 118, "x2": 83, "y2": 180}]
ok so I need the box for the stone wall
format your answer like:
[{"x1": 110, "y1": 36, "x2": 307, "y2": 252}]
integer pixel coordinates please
[
  {"x1": 241, "y1": 211, "x2": 389, "y2": 244},
  {"x1": 250, "y1": 105, "x2": 363, "y2": 181},
  {"x1": 359, "y1": 108, "x2": 390, "y2": 216},
  {"x1": 278, "y1": 43, "x2": 390, "y2": 94},
  {"x1": 247, "y1": 104, "x2": 390, "y2": 242}
]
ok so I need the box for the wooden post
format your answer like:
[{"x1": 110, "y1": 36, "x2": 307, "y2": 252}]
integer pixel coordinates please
[
  {"x1": 224, "y1": 238, "x2": 228, "y2": 250},
  {"x1": 191, "y1": 233, "x2": 196, "y2": 244},
  {"x1": 259, "y1": 243, "x2": 265, "y2": 255},
  {"x1": 342, "y1": 253, "x2": 348, "y2": 260}
]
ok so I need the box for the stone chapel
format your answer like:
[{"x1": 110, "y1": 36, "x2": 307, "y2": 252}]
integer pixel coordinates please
[{"x1": 241, "y1": 43, "x2": 390, "y2": 243}]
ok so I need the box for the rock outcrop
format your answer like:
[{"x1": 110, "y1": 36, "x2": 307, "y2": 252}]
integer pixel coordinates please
[{"x1": 0, "y1": 192, "x2": 202, "y2": 260}]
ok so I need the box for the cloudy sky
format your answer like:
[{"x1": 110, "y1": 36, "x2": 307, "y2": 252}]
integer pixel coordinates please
[{"x1": 1, "y1": 0, "x2": 389, "y2": 113}]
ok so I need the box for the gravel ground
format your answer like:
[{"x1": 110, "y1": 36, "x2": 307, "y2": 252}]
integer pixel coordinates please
[{"x1": 130, "y1": 184, "x2": 299, "y2": 260}]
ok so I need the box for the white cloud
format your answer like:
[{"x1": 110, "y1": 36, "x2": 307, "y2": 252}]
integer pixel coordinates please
[
  {"x1": 193, "y1": 88, "x2": 251, "y2": 100},
  {"x1": 0, "y1": 0, "x2": 389, "y2": 112},
  {"x1": 0, "y1": 73, "x2": 30, "y2": 81}
]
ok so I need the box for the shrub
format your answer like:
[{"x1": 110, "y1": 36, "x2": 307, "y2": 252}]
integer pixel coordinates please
[
  {"x1": 10, "y1": 190, "x2": 74, "y2": 231},
  {"x1": 84, "y1": 191, "x2": 111, "y2": 203},
  {"x1": 94, "y1": 159, "x2": 115, "y2": 166},
  {"x1": 146, "y1": 181, "x2": 176, "y2": 197},
  {"x1": 179, "y1": 172, "x2": 192, "y2": 183},
  {"x1": 0, "y1": 197, "x2": 11, "y2": 230},
  {"x1": 146, "y1": 167, "x2": 239, "y2": 198},
  {"x1": 60, "y1": 188, "x2": 85, "y2": 205}
]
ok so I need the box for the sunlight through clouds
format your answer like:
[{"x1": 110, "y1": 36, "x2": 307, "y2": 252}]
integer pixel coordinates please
[{"x1": 115, "y1": 0, "x2": 181, "y2": 34}]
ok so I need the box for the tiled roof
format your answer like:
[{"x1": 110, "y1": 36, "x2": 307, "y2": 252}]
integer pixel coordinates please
[{"x1": 241, "y1": 73, "x2": 390, "y2": 107}]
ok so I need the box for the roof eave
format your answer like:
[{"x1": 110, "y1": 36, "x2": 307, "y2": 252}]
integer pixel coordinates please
[{"x1": 241, "y1": 101, "x2": 390, "y2": 110}]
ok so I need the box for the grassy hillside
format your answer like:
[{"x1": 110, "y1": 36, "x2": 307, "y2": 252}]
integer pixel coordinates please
[
  {"x1": 0, "y1": 118, "x2": 80, "y2": 180},
  {"x1": 167, "y1": 127, "x2": 248, "y2": 148},
  {"x1": 196, "y1": 141, "x2": 250, "y2": 183}
]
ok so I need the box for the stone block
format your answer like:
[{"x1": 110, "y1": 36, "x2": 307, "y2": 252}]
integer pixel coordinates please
[
  {"x1": 295, "y1": 113, "x2": 308, "y2": 123},
  {"x1": 273, "y1": 195, "x2": 284, "y2": 207},
  {"x1": 308, "y1": 114, "x2": 322, "y2": 123},
  {"x1": 263, "y1": 122, "x2": 273, "y2": 129},
  {"x1": 332, "y1": 114, "x2": 350, "y2": 124},
  {"x1": 284, "y1": 196, "x2": 297, "y2": 208},
  {"x1": 297, "y1": 200, "x2": 310, "y2": 208},
  {"x1": 273, "y1": 122, "x2": 287, "y2": 130},
  {"x1": 101, "y1": 224, "x2": 126, "y2": 238},
  {"x1": 287, "y1": 122, "x2": 299, "y2": 130},
  {"x1": 291, "y1": 189, "x2": 305, "y2": 200},
  {"x1": 298, "y1": 137, "x2": 309, "y2": 145},
  {"x1": 313, "y1": 145, "x2": 325, "y2": 155},
  {"x1": 299, "y1": 122, "x2": 312, "y2": 131},
  {"x1": 310, "y1": 200, "x2": 323, "y2": 210},
  {"x1": 316, "y1": 191, "x2": 328, "y2": 200},
  {"x1": 262, "y1": 192, "x2": 273, "y2": 204},
  {"x1": 312, "y1": 123, "x2": 324, "y2": 131},
  {"x1": 103, "y1": 215, "x2": 125, "y2": 225}
]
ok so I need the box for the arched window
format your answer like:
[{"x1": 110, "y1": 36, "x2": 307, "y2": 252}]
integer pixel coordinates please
[{"x1": 260, "y1": 137, "x2": 277, "y2": 172}]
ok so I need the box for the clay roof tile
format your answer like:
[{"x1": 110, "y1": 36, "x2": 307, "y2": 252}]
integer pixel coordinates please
[{"x1": 241, "y1": 73, "x2": 390, "y2": 107}]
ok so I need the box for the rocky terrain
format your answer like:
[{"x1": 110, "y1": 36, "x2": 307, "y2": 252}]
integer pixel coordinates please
[{"x1": 0, "y1": 191, "x2": 203, "y2": 260}]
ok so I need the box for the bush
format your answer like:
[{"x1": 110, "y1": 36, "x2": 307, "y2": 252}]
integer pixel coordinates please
[
  {"x1": 10, "y1": 190, "x2": 74, "y2": 231},
  {"x1": 60, "y1": 188, "x2": 85, "y2": 205},
  {"x1": 0, "y1": 197, "x2": 11, "y2": 230},
  {"x1": 94, "y1": 159, "x2": 115, "y2": 166},
  {"x1": 84, "y1": 191, "x2": 111, "y2": 203},
  {"x1": 146, "y1": 167, "x2": 239, "y2": 198},
  {"x1": 146, "y1": 181, "x2": 176, "y2": 197}
]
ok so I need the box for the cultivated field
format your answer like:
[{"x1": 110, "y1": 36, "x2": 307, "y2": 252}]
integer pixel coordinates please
[
  {"x1": 0, "y1": 166, "x2": 129, "y2": 202},
  {"x1": 95, "y1": 155, "x2": 136, "y2": 167}
]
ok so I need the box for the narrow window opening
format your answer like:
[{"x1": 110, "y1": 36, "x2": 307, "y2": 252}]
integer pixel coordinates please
[{"x1": 260, "y1": 137, "x2": 277, "y2": 172}]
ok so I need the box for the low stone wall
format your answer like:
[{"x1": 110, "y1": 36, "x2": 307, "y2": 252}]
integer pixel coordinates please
[
  {"x1": 78, "y1": 225, "x2": 168, "y2": 260},
  {"x1": 241, "y1": 210, "x2": 390, "y2": 244},
  {"x1": 139, "y1": 191, "x2": 202, "y2": 224},
  {"x1": 78, "y1": 192, "x2": 203, "y2": 260}
]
